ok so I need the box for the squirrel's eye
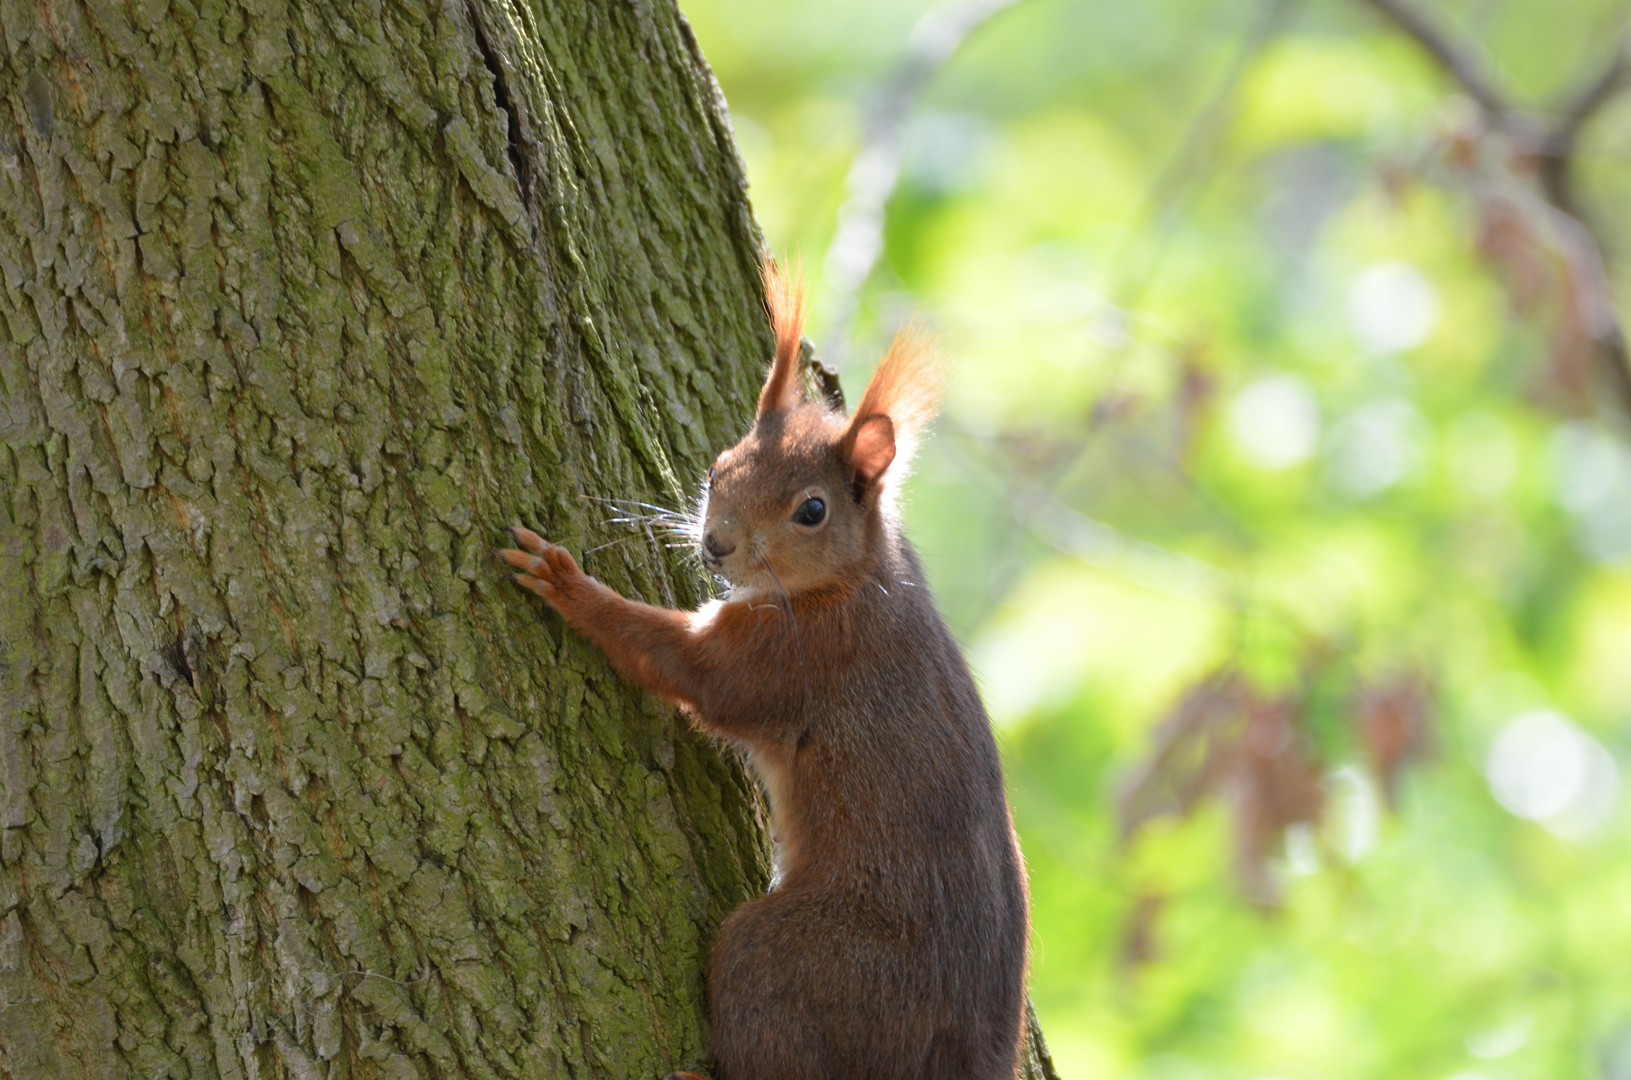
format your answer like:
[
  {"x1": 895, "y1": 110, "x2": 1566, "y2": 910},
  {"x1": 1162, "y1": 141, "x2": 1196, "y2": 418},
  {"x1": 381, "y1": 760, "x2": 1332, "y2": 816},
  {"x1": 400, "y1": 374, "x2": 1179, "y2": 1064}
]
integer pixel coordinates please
[{"x1": 792, "y1": 496, "x2": 826, "y2": 527}]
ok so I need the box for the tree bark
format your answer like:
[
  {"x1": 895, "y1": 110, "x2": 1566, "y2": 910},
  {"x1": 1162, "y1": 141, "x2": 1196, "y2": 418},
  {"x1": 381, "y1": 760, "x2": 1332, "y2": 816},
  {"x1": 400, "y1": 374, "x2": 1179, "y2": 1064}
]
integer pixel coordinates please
[
  {"x1": 1, "y1": 0, "x2": 774, "y2": 1074},
  {"x1": 0, "y1": 2, "x2": 1058, "y2": 1077}
]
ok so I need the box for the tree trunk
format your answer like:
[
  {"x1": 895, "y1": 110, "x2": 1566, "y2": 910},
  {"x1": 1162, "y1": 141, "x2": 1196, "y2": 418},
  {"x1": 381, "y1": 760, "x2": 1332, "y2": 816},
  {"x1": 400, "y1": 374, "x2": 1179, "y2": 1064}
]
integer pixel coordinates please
[{"x1": 0, "y1": 2, "x2": 1058, "y2": 1077}]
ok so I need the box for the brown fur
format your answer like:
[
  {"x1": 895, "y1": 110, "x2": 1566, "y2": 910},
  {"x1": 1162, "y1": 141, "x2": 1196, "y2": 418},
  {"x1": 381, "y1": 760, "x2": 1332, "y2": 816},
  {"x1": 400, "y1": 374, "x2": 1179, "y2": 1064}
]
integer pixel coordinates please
[{"x1": 497, "y1": 262, "x2": 1027, "y2": 1080}]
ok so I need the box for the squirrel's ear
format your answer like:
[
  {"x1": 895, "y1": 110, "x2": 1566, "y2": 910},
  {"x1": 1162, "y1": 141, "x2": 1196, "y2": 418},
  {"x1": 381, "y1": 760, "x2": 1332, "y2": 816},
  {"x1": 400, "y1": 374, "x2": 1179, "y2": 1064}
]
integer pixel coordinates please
[
  {"x1": 847, "y1": 414, "x2": 897, "y2": 488},
  {"x1": 756, "y1": 257, "x2": 806, "y2": 418},
  {"x1": 840, "y1": 327, "x2": 942, "y2": 492}
]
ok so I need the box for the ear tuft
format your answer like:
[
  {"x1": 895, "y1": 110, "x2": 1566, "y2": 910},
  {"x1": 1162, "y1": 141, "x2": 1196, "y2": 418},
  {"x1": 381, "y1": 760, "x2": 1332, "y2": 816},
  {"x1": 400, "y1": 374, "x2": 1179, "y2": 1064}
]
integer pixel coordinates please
[
  {"x1": 756, "y1": 257, "x2": 806, "y2": 418},
  {"x1": 840, "y1": 327, "x2": 943, "y2": 495}
]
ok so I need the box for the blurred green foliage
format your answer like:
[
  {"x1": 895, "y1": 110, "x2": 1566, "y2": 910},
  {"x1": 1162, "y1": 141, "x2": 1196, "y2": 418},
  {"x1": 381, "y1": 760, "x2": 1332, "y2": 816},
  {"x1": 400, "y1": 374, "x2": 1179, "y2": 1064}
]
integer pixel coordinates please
[{"x1": 680, "y1": 0, "x2": 1631, "y2": 1077}]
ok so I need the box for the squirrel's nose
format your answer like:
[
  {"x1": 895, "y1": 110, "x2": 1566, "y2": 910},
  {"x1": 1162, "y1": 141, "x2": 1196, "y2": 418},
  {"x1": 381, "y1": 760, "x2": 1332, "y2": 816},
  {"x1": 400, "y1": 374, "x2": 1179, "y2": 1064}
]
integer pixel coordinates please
[{"x1": 703, "y1": 532, "x2": 736, "y2": 559}]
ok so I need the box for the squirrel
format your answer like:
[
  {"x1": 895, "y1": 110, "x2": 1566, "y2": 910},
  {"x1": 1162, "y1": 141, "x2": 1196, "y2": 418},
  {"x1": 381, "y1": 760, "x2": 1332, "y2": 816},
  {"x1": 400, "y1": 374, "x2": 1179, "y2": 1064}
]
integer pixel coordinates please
[{"x1": 496, "y1": 261, "x2": 1029, "y2": 1080}]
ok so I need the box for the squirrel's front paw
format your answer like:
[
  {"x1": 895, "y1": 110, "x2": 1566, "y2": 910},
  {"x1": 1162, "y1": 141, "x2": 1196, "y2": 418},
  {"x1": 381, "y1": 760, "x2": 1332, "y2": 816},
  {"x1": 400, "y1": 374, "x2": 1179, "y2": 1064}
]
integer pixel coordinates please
[{"x1": 495, "y1": 525, "x2": 582, "y2": 600}]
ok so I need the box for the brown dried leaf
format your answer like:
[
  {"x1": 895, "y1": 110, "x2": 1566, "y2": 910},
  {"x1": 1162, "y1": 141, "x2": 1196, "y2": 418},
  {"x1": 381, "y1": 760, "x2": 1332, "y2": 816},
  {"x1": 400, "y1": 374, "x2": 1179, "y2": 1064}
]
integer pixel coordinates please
[
  {"x1": 1118, "y1": 892, "x2": 1166, "y2": 974},
  {"x1": 1232, "y1": 696, "x2": 1325, "y2": 904},
  {"x1": 1548, "y1": 266, "x2": 1598, "y2": 407},
  {"x1": 1173, "y1": 341, "x2": 1217, "y2": 468},
  {"x1": 1353, "y1": 672, "x2": 1435, "y2": 810},
  {"x1": 1476, "y1": 196, "x2": 1551, "y2": 314},
  {"x1": 1116, "y1": 672, "x2": 1248, "y2": 841}
]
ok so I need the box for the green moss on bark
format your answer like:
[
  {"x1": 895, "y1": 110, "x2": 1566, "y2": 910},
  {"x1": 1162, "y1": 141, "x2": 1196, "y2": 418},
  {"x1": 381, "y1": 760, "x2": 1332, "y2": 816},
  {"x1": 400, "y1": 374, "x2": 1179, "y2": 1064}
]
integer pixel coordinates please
[{"x1": 1, "y1": 1, "x2": 770, "y2": 1076}]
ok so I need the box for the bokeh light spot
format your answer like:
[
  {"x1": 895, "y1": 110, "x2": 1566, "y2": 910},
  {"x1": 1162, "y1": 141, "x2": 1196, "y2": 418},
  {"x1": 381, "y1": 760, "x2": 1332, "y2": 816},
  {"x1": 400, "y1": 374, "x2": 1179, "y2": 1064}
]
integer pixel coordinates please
[
  {"x1": 1348, "y1": 262, "x2": 1439, "y2": 353},
  {"x1": 1485, "y1": 710, "x2": 1620, "y2": 837},
  {"x1": 1228, "y1": 375, "x2": 1320, "y2": 469}
]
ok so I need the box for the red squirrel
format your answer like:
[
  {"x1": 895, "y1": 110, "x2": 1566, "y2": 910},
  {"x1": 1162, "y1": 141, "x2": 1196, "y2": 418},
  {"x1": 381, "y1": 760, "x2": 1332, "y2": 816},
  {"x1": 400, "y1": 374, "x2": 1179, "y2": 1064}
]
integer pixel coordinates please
[{"x1": 496, "y1": 262, "x2": 1029, "y2": 1079}]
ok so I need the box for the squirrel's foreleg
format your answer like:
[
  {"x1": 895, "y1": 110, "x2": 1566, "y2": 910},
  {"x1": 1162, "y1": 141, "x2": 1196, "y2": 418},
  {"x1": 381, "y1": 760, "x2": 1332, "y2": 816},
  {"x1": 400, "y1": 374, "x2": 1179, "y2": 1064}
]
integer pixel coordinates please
[{"x1": 496, "y1": 526, "x2": 716, "y2": 710}]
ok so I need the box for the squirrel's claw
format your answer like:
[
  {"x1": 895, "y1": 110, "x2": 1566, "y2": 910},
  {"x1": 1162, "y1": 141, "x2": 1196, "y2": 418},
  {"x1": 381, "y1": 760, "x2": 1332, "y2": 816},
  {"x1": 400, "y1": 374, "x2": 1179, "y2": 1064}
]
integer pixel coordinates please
[
  {"x1": 508, "y1": 524, "x2": 551, "y2": 555},
  {"x1": 510, "y1": 572, "x2": 556, "y2": 600},
  {"x1": 495, "y1": 527, "x2": 582, "y2": 597},
  {"x1": 495, "y1": 547, "x2": 542, "y2": 572}
]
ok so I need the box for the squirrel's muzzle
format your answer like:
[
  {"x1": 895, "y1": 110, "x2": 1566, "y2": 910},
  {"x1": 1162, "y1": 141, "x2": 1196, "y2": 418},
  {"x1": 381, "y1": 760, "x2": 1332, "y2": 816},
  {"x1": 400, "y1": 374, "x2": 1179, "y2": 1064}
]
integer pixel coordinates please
[{"x1": 703, "y1": 532, "x2": 737, "y2": 561}]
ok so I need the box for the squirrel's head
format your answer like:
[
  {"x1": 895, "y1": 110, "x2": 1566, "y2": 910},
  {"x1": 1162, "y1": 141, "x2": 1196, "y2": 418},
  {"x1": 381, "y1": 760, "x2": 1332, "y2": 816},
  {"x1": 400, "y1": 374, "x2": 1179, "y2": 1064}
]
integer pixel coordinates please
[{"x1": 700, "y1": 260, "x2": 942, "y2": 601}]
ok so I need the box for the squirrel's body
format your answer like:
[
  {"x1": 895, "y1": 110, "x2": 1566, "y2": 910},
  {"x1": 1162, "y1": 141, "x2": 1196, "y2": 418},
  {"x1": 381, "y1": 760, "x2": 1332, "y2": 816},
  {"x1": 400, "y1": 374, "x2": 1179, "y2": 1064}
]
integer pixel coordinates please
[
  {"x1": 711, "y1": 533, "x2": 1027, "y2": 1080},
  {"x1": 499, "y1": 266, "x2": 1027, "y2": 1079}
]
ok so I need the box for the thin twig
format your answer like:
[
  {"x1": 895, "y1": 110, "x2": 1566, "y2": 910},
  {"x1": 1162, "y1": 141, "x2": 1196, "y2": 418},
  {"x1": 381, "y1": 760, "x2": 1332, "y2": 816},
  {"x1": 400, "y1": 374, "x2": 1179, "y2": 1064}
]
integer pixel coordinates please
[
  {"x1": 821, "y1": 0, "x2": 1027, "y2": 367},
  {"x1": 934, "y1": 418, "x2": 1238, "y2": 606},
  {"x1": 1115, "y1": 0, "x2": 1303, "y2": 308},
  {"x1": 1014, "y1": 485, "x2": 1234, "y2": 605}
]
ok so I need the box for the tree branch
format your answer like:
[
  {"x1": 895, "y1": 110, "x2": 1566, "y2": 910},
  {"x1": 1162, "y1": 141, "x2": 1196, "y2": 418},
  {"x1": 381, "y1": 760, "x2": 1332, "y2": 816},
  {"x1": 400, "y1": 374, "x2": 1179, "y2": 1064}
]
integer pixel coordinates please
[
  {"x1": 1354, "y1": 0, "x2": 1514, "y2": 119},
  {"x1": 1020, "y1": 999, "x2": 1063, "y2": 1080},
  {"x1": 1553, "y1": 30, "x2": 1631, "y2": 144},
  {"x1": 1545, "y1": 199, "x2": 1631, "y2": 418},
  {"x1": 1351, "y1": 0, "x2": 1631, "y2": 415},
  {"x1": 1539, "y1": 30, "x2": 1630, "y2": 216}
]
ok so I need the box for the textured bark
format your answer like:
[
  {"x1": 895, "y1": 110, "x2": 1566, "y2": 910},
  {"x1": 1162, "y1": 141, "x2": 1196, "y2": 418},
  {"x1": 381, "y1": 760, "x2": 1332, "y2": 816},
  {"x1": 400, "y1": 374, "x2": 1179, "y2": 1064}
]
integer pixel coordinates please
[
  {"x1": 0, "y1": 0, "x2": 772, "y2": 1075},
  {"x1": 0, "y1": 2, "x2": 1059, "y2": 1078}
]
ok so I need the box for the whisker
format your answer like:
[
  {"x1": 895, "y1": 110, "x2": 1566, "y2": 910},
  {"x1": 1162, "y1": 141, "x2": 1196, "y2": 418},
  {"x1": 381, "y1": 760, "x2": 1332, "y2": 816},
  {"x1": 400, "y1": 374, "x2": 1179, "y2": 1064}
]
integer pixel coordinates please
[
  {"x1": 759, "y1": 557, "x2": 804, "y2": 670},
  {"x1": 581, "y1": 492, "x2": 708, "y2": 586},
  {"x1": 584, "y1": 534, "x2": 641, "y2": 557},
  {"x1": 588, "y1": 495, "x2": 696, "y2": 517},
  {"x1": 597, "y1": 501, "x2": 702, "y2": 540},
  {"x1": 602, "y1": 507, "x2": 686, "y2": 520},
  {"x1": 604, "y1": 515, "x2": 688, "y2": 527}
]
